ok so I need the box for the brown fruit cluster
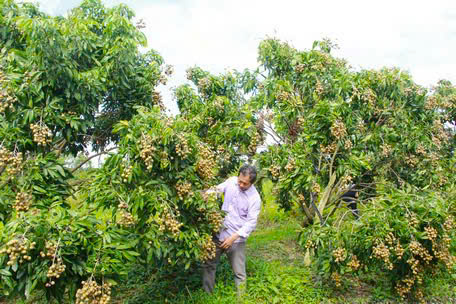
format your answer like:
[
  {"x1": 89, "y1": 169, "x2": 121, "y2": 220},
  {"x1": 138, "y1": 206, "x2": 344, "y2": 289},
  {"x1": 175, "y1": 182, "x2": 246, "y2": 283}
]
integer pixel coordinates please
[
  {"x1": 139, "y1": 134, "x2": 156, "y2": 170},
  {"x1": 135, "y1": 18, "x2": 146, "y2": 29},
  {"x1": 196, "y1": 145, "x2": 216, "y2": 180},
  {"x1": 30, "y1": 123, "x2": 52, "y2": 146},
  {"x1": 197, "y1": 77, "x2": 211, "y2": 92},
  {"x1": 40, "y1": 241, "x2": 57, "y2": 259},
  {"x1": 407, "y1": 213, "x2": 419, "y2": 227},
  {"x1": 0, "y1": 238, "x2": 35, "y2": 265},
  {"x1": 0, "y1": 89, "x2": 16, "y2": 113},
  {"x1": 424, "y1": 96, "x2": 438, "y2": 110},
  {"x1": 347, "y1": 255, "x2": 361, "y2": 271},
  {"x1": 200, "y1": 235, "x2": 216, "y2": 262},
  {"x1": 157, "y1": 207, "x2": 182, "y2": 238},
  {"x1": 121, "y1": 165, "x2": 133, "y2": 183},
  {"x1": 152, "y1": 91, "x2": 165, "y2": 111},
  {"x1": 320, "y1": 142, "x2": 337, "y2": 155},
  {"x1": 311, "y1": 182, "x2": 321, "y2": 194},
  {"x1": 118, "y1": 201, "x2": 128, "y2": 209},
  {"x1": 409, "y1": 241, "x2": 432, "y2": 265},
  {"x1": 295, "y1": 63, "x2": 306, "y2": 73},
  {"x1": 176, "y1": 181, "x2": 192, "y2": 199},
  {"x1": 14, "y1": 192, "x2": 33, "y2": 212},
  {"x1": 269, "y1": 165, "x2": 280, "y2": 179},
  {"x1": 395, "y1": 275, "x2": 417, "y2": 299},
  {"x1": 330, "y1": 120, "x2": 347, "y2": 139},
  {"x1": 276, "y1": 91, "x2": 291, "y2": 102},
  {"x1": 186, "y1": 68, "x2": 195, "y2": 80},
  {"x1": 362, "y1": 88, "x2": 376, "y2": 106},
  {"x1": 424, "y1": 226, "x2": 437, "y2": 242},
  {"x1": 372, "y1": 242, "x2": 393, "y2": 270},
  {"x1": 208, "y1": 211, "x2": 223, "y2": 233},
  {"x1": 46, "y1": 258, "x2": 66, "y2": 287},
  {"x1": 117, "y1": 210, "x2": 136, "y2": 227},
  {"x1": 175, "y1": 135, "x2": 190, "y2": 159},
  {"x1": 315, "y1": 81, "x2": 324, "y2": 96},
  {"x1": 331, "y1": 272, "x2": 342, "y2": 287},
  {"x1": 285, "y1": 158, "x2": 295, "y2": 172},
  {"x1": 343, "y1": 139, "x2": 353, "y2": 150},
  {"x1": 332, "y1": 247, "x2": 346, "y2": 263},
  {"x1": 0, "y1": 148, "x2": 23, "y2": 175},
  {"x1": 304, "y1": 239, "x2": 316, "y2": 249},
  {"x1": 248, "y1": 132, "x2": 261, "y2": 155},
  {"x1": 164, "y1": 65, "x2": 174, "y2": 76},
  {"x1": 404, "y1": 155, "x2": 418, "y2": 167},
  {"x1": 381, "y1": 144, "x2": 392, "y2": 157},
  {"x1": 76, "y1": 280, "x2": 111, "y2": 304}
]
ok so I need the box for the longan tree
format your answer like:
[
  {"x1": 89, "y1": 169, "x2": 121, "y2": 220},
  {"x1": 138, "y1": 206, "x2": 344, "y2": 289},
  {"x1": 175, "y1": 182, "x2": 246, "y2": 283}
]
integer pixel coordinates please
[
  {"x1": 0, "y1": 0, "x2": 171, "y2": 301},
  {"x1": 252, "y1": 38, "x2": 456, "y2": 300}
]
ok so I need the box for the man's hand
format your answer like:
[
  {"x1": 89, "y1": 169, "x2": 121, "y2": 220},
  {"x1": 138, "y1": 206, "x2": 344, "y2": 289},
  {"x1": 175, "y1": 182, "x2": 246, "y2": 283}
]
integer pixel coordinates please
[{"x1": 220, "y1": 233, "x2": 240, "y2": 249}]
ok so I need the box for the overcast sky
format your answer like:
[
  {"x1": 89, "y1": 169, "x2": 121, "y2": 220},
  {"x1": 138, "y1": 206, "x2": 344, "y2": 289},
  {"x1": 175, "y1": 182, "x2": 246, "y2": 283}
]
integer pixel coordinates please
[{"x1": 31, "y1": 0, "x2": 456, "y2": 114}]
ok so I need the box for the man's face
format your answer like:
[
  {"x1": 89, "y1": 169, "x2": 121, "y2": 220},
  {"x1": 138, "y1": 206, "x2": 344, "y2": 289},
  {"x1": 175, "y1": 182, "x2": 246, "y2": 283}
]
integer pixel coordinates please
[{"x1": 238, "y1": 173, "x2": 252, "y2": 192}]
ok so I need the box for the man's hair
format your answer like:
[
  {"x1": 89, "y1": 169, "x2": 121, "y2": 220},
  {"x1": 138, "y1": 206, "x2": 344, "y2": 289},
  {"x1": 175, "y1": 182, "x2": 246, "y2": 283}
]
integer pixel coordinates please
[{"x1": 239, "y1": 164, "x2": 257, "y2": 184}]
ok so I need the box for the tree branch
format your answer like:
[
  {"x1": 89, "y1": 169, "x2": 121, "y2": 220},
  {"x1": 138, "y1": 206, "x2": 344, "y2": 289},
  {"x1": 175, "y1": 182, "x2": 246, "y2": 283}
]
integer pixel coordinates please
[{"x1": 71, "y1": 147, "x2": 117, "y2": 173}]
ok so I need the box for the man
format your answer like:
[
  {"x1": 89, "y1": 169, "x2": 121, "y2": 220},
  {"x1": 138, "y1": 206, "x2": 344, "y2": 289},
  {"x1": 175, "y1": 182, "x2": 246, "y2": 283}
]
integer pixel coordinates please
[{"x1": 202, "y1": 164, "x2": 262, "y2": 296}]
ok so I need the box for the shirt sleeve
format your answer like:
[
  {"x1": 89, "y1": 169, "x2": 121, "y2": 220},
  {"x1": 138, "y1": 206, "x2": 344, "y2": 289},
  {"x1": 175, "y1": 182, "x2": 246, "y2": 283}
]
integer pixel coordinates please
[
  {"x1": 214, "y1": 176, "x2": 236, "y2": 194},
  {"x1": 236, "y1": 197, "x2": 261, "y2": 238}
]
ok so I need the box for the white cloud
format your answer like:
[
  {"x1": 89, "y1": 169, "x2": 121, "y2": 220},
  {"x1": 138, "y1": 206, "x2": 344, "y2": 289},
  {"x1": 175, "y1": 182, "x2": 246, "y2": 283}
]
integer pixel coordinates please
[{"x1": 32, "y1": 0, "x2": 456, "y2": 113}]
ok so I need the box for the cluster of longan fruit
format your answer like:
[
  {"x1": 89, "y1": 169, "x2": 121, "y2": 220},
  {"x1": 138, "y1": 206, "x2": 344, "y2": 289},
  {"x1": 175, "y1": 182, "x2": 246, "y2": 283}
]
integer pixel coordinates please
[
  {"x1": 269, "y1": 165, "x2": 280, "y2": 179},
  {"x1": 404, "y1": 155, "x2": 418, "y2": 167},
  {"x1": 285, "y1": 158, "x2": 295, "y2": 172},
  {"x1": 139, "y1": 134, "x2": 156, "y2": 170},
  {"x1": 75, "y1": 280, "x2": 111, "y2": 304},
  {"x1": 330, "y1": 272, "x2": 342, "y2": 287},
  {"x1": 152, "y1": 91, "x2": 165, "y2": 111},
  {"x1": 197, "y1": 77, "x2": 211, "y2": 92},
  {"x1": 395, "y1": 276, "x2": 416, "y2": 299},
  {"x1": 118, "y1": 201, "x2": 128, "y2": 209},
  {"x1": 276, "y1": 91, "x2": 291, "y2": 102},
  {"x1": 176, "y1": 181, "x2": 192, "y2": 200},
  {"x1": 14, "y1": 192, "x2": 33, "y2": 212},
  {"x1": 332, "y1": 247, "x2": 346, "y2": 263},
  {"x1": 344, "y1": 139, "x2": 353, "y2": 150},
  {"x1": 40, "y1": 241, "x2": 57, "y2": 259},
  {"x1": 157, "y1": 207, "x2": 182, "y2": 238},
  {"x1": 175, "y1": 135, "x2": 190, "y2": 159},
  {"x1": 30, "y1": 123, "x2": 52, "y2": 146},
  {"x1": 117, "y1": 210, "x2": 136, "y2": 227},
  {"x1": 311, "y1": 182, "x2": 321, "y2": 195},
  {"x1": 196, "y1": 145, "x2": 216, "y2": 180},
  {"x1": 295, "y1": 63, "x2": 306, "y2": 73},
  {"x1": 0, "y1": 148, "x2": 23, "y2": 175},
  {"x1": 207, "y1": 211, "x2": 223, "y2": 233},
  {"x1": 0, "y1": 238, "x2": 35, "y2": 265},
  {"x1": 46, "y1": 258, "x2": 66, "y2": 287},
  {"x1": 362, "y1": 88, "x2": 376, "y2": 106},
  {"x1": 410, "y1": 241, "x2": 433, "y2": 265},
  {"x1": 121, "y1": 165, "x2": 133, "y2": 183},
  {"x1": 330, "y1": 120, "x2": 347, "y2": 139},
  {"x1": 320, "y1": 142, "x2": 337, "y2": 155},
  {"x1": 407, "y1": 213, "x2": 419, "y2": 227},
  {"x1": 0, "y1": 89, "x2": 16, "y2": 113},
  {"x1": 380, "y1": 144, "x2": 392, "y2": 157},
  {"x1": 248, "y1": 132, "x2": 261, "y2": 155},
  {"x1": 424, "y1": 96, "x2": 438, "y2": 110},
  {"x1": 200, "y1": 236, "x2": 216, "y2": 262},
  {"x1": 372, "y1": 242, "x2": 393, "y2": 270},
  {"x1": 315, "y1": 81, "x2": 324, "y2": 96},
  {"x1": 347, "y1": 255, "x2": 361, "y2": 271}
]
